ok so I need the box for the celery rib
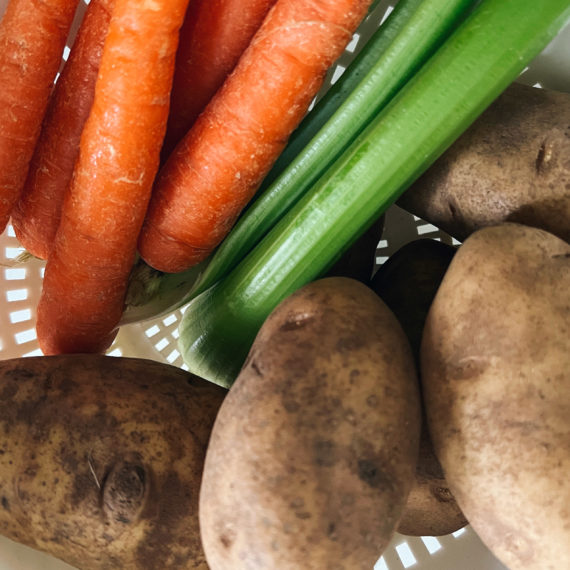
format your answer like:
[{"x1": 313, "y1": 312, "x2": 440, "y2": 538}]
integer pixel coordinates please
[
  {"x1": 179, "y1": 0, "x2": 570, "y2": 387},
  {"x1": 190, "y1": 0, "x2": 477, "y2": 297}
]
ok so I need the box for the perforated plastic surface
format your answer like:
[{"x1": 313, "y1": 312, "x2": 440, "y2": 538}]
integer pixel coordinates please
[{"x1": 0, "y1": 0, "x2": 568, "y2": 568}]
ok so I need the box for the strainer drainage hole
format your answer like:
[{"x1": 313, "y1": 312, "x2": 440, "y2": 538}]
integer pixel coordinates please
[
  {"x1": 9, "y1": 309, "x2": 31, "y2": 324},
  {"x1": 15, "y1": 328, "x2": 37, "y2": 345},
  {"x1": 395, "y1": 543, "x2": 417, "y2": 568},
  {"x1": 421, "y1": 536, "x2": 442, "y2": 554},
  {"x1": 6, "y1": 289, "x2": 28, "y2": 302},
  {"x1": 374, "y1": 557, "x2": 389, "y2": 570}
]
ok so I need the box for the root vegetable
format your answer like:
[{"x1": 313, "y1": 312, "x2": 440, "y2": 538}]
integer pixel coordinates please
[
  {"x1": 161, "y1": 0, "x2": 277, "y2": 160},
  {"x1": 0, "y1": 354, "x2": 226, "y2": 569},
  {"x1": 371, "y1": 239, "x2": 468, "y2": 536},
  {"x1": 138, "y1": 0, "x2": 374, "y2": 273},
  {"x1": 0, "y1": 0, "x2": 79, "y2": 233},
  {"x1": 421, "y1": 223, "x2": 570, "y2": 570},
  {"x1": 199, "y1": 277, "x2": 421, "y2": 569},
  {"x1": 397, "y1": 82, "x2": 570, "y2": 243},
  {"x1": 11, "y1": 0, "x2": 115, "y2": 261},
  {"x1": 35, "y1": 0, "x2": 190, "y2": 355}
]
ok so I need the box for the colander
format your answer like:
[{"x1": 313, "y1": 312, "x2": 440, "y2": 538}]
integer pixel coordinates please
[{"x1": 0, "y1": 0, "x2": 568, "y2": 568}]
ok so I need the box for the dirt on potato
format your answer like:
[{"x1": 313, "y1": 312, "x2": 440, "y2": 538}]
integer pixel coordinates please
[{"x1": 0, "y1": 354, "x2": 226, "y2": 570}]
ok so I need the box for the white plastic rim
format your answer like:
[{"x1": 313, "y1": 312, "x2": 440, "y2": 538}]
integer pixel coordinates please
[{"x1": 0, "y1": 0, "x2": 568, "y2": 569}]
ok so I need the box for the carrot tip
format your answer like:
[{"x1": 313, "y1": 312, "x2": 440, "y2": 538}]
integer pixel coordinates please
[
  {"x1": 37, "y1": 326, "x2": 118, "y2": 356},
  {"x1": 138, "y1": 224, "x2": 209, "y2": 273}
]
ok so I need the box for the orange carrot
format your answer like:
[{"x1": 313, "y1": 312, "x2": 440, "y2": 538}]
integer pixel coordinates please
[
  {"x1": 11, "y1": 0, "x2": 115, "y2": 260},
  {"x1": 0, "y1": 0, "x2": 79, "y2": 234},
  {"x1": 138, "y1": 0, "x2": 373, "y2": 274},
  {"x1": 36, "y1": 0, "x2": 190, "y2": 356},
  {"x1": 161, "y1": 0, "x2": 277, "y2": 160}
]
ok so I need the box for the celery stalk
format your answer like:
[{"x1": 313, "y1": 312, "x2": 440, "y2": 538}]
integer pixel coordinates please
[
  {"x1": 179, "y1": 0, "x2": 570, "y2": 388},
  {"x1": 190, "y1": 0, "x2": 477, "y2": 296},
  {"x1": 121, "y1": 0, "x2": 476, "y2": 325}
]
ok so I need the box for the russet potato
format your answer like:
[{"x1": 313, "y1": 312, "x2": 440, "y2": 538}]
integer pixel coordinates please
[
  {"x1": 199, "y1": 277, "x2": 422, "y2": 569},
  {"x1": 398, "y1": 82, "x2": 570, "y2": 243},
  {"x1": 0, "y1": 354, "x2": 226, "y2": 569},
  {"x1": 371, "y1": 238, "x2": 468, "y2": 536},
  {"x1": 421, "y1": 223, "x2": 569, "y2": 569}
]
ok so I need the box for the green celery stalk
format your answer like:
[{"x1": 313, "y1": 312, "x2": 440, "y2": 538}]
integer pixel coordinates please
[
  {"x1": 190, "y1": 0, "x2": 477, "y2": 296},
  {"x1": 178, "y1": 0, "x2": 570, "y2": 388},
  {"x1": 121, "y1": 0, "x2": 476, "y2": 325},
  {"x1": 119, "y1": 0, "x2": 400, "y2": 325}
]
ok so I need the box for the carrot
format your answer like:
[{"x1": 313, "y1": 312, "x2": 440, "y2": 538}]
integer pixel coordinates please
[
  {"x1": 11, "y1": 0, "x2": 115, "y2": 261},
  {"x1": 0, "y1": 0, "x2": 79, "y2": 234},
  {"x1": 138, "y1": 0, "x2": 374, "y2": 274},
  {"x1": 161, "y1": 0, "x2": 277, "y2": 161},
  {"x1": 35, "y1": 0, "x2": 190, "y2": 356}
]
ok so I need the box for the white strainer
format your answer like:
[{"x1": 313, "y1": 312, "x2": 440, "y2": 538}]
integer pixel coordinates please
[{"x1": 0, "y1": 0, "x2": 568, "y2": 568}]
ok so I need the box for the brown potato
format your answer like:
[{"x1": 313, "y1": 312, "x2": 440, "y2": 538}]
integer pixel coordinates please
[
  {"x1": 371, "y1": 239, "x2": 457, "y2": 367},
  {"x1": 421, "y1": 223, "x2": 570, "y2": 569},
  {"x1": 398, "y1": 82, "x2": 570, "y2": 243},
  {"x1": 199, "y1": 276, "x2": 422, "y2": 570},
  {"x1": 0, "y1": 354, "x2": 226, "y2": 569},
  {"x1": 371, "y1": 239, "x2": 468, "y2": 536},
  {"x1": 396, "y1": 427, "x2": 467, "y2": 537}
]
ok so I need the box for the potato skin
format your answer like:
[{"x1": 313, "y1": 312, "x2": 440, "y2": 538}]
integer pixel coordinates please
[
  {"x1": 199, "y1": 277, "x2": 422, "y2": 570},
  {"x1": 396, "y1": 427, "x2": 467, "y2": 537},
  {"x1": 421, "y1": 223, "x2": 570, "y2": 569},
  {"x1": 371, "y1": 239, "x2": 468, "y2": 536},
  {"x1": 371, "y1": 239, "x2": 456, "y2": 367},
  {"x1": 0, "y1": 355, "x2": 226, "y2": 569},
  {"x1": 398, "y1": 82, "x2": 570, "y2": 243}
]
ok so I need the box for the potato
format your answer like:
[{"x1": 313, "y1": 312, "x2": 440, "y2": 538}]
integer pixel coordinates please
[
  {"x1": 397, "y1": 82, "x2": 570, "y2": 243},
  {"x1": 420, "y1": 223, "x2": 570, "y2": 569},
  {"x1": 396, "y1": 427, "x2": 467, "y2": 537},
  {"x1": 371, "y1": 239, "x2": 457, "y2": 366},
  {"x1": 371, "y1": 239, "x2": 468, "y2": 536},
  {"x1": 199, "y1": 277, "x2": 422, "y2": 570},
  {"x1": 0, "y1": 355, "x2": 226, "y2": 569}
]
